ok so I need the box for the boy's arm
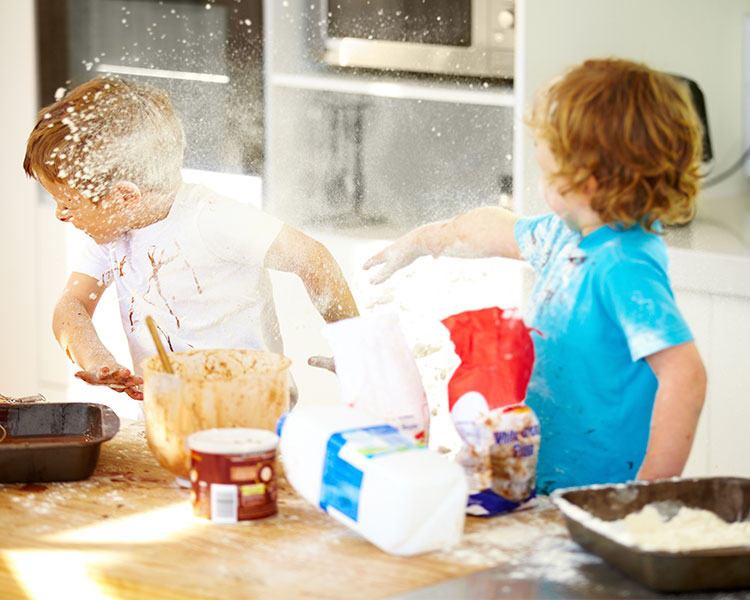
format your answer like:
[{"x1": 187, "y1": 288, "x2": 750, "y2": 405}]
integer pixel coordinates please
[
  {"x1": 363, "y1": 206, "x2": 523, "y2": 284},
  {"x1": 638, "y1": 341, "x2": 706, "y2": 480},
  {"x1": 264, "y1": 225, "x2": 359, "y2": 323},
  {"x1": 53, "y1": 272, "x2": 143, "y2": 400}
]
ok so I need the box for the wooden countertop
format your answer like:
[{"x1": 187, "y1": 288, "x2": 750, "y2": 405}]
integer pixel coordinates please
[{"x1": 0, "y1": 421, "x2": 569, "y2": 600}]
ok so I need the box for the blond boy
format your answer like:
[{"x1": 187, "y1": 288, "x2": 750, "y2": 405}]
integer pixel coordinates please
[{"x1": 25, "y1": 77, "x2": 358, "y2": 402}]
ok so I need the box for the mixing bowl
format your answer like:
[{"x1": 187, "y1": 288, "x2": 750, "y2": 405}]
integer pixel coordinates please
[{"x1": 142, "y1": 349, "x2": 291, "y2": 480}]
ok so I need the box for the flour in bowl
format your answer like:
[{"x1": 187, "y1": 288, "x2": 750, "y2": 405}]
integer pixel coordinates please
[{"x1": 621, "y1": 504, "x2": 750, "y2": 552}]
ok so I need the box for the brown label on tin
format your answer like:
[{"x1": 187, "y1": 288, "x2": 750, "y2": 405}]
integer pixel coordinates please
[{"x1": 190, "y1": 447, "x2": 277, "y2": 522}]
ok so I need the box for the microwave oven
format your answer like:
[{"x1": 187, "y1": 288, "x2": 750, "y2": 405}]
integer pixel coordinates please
[{"x1": 320, "y1": 0, "x2": 515, "y2": 79}]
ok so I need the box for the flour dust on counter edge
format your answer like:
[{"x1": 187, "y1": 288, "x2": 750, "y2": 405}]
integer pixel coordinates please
[{"x1": 432, "y1": 496, "x2": 589, "y2": 577}]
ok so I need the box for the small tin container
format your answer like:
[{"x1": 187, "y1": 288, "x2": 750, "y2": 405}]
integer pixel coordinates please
[{"x1": 187, "y1": 428, "x2": 279, "y2": 523}]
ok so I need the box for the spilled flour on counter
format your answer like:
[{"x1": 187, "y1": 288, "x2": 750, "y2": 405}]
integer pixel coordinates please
[{"x1": 434, "y1": 497, "x2": 603, "y2": 589}]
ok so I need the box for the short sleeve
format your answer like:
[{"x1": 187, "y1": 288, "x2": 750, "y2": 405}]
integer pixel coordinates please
[
  {"x1": 68, "y1": 232, "x2": 113, "y2": 284},
  {"x1": 515, "y1": 213, "x2": 576, "y2": 273},
  {"x1": 600, "y1": 257, "x2": 693, "y2": 361},
  {"x1": 197, "y1": 196, "x2": 285, "y2": 264}
]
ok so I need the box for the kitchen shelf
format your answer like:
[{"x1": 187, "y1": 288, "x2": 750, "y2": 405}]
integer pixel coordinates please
[{"x1": 270, "y1": 72, "x2": 515, "y2": 107}]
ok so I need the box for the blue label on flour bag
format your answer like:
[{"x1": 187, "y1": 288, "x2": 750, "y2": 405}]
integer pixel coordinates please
[
  {"x1": 319, "y1": 425, "x2": 424, "y2": 522},
  {"x1": 467, "y1": 489, "x2": 536, "y2": 516}
]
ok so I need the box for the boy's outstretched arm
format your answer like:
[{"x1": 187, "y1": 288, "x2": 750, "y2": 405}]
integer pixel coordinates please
[
  {"x1": 363, "y1": 206, "x2": 523, "y2": 285},
  {"x1": 53, "y1": 272, "x2": 143, "y2": 400},
  {"x1": 638, "y1": 341, "x2": 706, "y2": 480},
  {"x1": 264, "y1": 225, "x2": 359, "y2": 323}
]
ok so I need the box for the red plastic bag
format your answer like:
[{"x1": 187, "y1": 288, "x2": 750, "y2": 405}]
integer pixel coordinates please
[
  {"x1": 442, "y1": 306, "x2": 535, "y2": 413},
  {"x1": 442, "y1": 307, "x2": 540, "y2": 516}
]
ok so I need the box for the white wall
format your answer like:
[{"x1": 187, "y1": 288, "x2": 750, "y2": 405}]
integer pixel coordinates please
[
  {"x1": 0, "y1": 5, "x2": 127, "y2": 409},
  {"x1": 0, "y1": 3, "x2": 41, "y2": 398},
  {"x1": 515, "y1": 0, "x2": 750, "y2": 227}
]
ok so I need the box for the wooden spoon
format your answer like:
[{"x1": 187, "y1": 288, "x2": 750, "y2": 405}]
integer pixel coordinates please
[{"x1": 145, "y1": 315, "x2": 174, "y2": 374}]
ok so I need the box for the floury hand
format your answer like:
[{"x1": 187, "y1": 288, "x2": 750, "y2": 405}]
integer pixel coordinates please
[
  {"x1": 307, "y1": 355, "x2": 335, "y2": 373},
  {"x1": 362, "y1": 241, "x2": 422, "y2": 285},
  {"x1": 75, "y1": 366, "x2": 144, "y2": 400}
]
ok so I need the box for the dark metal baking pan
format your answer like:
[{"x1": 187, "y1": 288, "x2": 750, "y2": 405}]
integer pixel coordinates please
[
  {"x1": 0, "y1": 402, "x2": 120, "y2": 483},
  {"x1": 552, "y1": 477, "x2": 750, "y2": 593}
]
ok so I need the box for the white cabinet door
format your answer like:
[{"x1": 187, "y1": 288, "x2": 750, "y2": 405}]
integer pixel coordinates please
[
  {"x1": 675, "y1": 289, "x2": 712, "y2": 477},
  {"x1": 705, "y1": 295, "x2": 750, "y2": 477},
  {"x1": 678, "y1": 288, "x2": 750, "y2": 478}
]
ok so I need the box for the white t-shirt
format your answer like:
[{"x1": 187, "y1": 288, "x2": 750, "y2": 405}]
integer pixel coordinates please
[{"x1": 72, "y1": 183, "x2": 285, "y2": 375}]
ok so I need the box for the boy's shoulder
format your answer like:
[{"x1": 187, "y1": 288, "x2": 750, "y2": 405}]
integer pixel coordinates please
[
  {"x1": 177, "y1": 182, "x2": 268, "y2": 215},
  {"x1": 177, "y1": 182, "x2": 284, "y2": 262},
  {"x1": 584, "y1": 225, "x2": 670, "y2": 285},
  {"x1": 176, "y1": 182, "x2": 228, "y2": 209},
  {"x1": 589, "y1": 223, "x2": 667, "y2": 258}
]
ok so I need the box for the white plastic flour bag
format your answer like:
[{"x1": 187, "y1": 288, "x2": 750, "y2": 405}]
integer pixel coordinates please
[
  {"x1": 277, "y1": 403, "x2": 467, "y2": 556},
  {"x1": 323, "y1": 313, "x2": 430, "y2": 442}
]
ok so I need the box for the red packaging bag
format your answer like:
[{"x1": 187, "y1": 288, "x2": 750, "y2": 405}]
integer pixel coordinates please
[
  {"x1": 442, "y1": 307, "x2": 540, "y2": 516},
  {"x1": 443, "y1": 306, "x2": 534, "y2": 414}
]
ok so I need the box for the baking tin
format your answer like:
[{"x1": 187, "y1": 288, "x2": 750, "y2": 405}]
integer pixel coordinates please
[
  {"x1": 552, "y1": 477, "x2": 750, "y2": 592},
  {"x1": 0, "y1": 402, "x2": 120, "y2": 483},
  {"x1": 188, "y1": 427, "x2": 279, "y2": 523}
]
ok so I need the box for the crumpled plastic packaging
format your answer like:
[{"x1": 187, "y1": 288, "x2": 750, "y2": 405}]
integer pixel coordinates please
[
  {"x1": 323, "y1": 313, "x2": 430, "y2": 443},
  {"x1": 442, "y1": 306, "x2": 541, "y2": 516}
]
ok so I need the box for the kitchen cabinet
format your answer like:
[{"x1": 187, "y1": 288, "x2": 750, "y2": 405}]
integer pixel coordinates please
[
  {"x1": 676, "y1": 276, "x2": 750, "y2": 479},
  {"x1": 661, "y1": 219, "x2": 750, "y2": 479},
  {"x1": 703, "y1": 294, "x2": 750, "y2": 476}
]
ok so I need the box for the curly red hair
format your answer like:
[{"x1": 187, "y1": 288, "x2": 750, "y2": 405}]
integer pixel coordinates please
[{"x1": 525, "y1": 58, "x2": 703, "y2": 231}]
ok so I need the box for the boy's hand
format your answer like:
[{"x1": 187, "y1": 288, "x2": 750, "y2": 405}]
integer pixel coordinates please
[
  {"x1": 75, "y1": 366, "x2": 144, "y2": 401},
  {"x1": 363, "y1": 241, "x2": 420, "y2": 285},
  {"x1": 307, "y1": 355, "x2": 336, "y2": 373}
]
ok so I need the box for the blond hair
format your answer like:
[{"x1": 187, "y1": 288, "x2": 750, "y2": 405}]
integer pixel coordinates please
[
  {"x1": 525, "y1": 58, "x2": 703, "y2": 231},
  {"x1": 24, "y1": 76, "x2": 185, "y2": 203}
]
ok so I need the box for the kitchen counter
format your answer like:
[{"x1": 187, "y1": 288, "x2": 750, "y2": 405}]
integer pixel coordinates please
[
  {"x1": 663, "y1": 203, "x2": 750, "y2": 299},
  {"x1": 1, "y1": 421, "x2": 749, "y2": 600}
]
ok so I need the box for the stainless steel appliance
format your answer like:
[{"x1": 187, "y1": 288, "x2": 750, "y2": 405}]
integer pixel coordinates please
[
  {"x1": 36, "y1": 0, "x2": 264, "y2": 174},
  {"x1": 320, "y1": 0, "x2": 515, "y2": 79}
]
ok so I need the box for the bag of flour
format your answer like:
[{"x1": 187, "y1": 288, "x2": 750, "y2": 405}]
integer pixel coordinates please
[
  {"x1": 442, "y1": 306, "x2": 540, "y2": 516},
  {"x1": 323, "y1": 313, "x2": 430, "y2": 443}
]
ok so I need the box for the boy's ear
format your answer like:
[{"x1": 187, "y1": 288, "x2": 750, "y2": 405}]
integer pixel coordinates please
[
  {"x1": 582, "y1": 174, "x2": 598, "y2": 201},
  {"x1": 110, "y1": 181, "x2": 141, "y2": 207}
]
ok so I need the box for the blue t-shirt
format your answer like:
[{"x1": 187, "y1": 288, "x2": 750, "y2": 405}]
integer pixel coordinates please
[{"x1": 514, "y1": 214, "x2": 692, "y2": 493}]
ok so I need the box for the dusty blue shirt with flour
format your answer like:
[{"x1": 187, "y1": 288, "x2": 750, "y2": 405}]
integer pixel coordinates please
[{"x1": 514, "y1": 214, "x2": 692, "y2": 493}]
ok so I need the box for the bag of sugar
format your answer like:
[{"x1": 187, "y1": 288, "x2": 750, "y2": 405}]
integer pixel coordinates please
[
  {"x1": 442, "y1": 306, "x2": 540, "y2": 516},
  {"x1": 323, "y1": 313, "x2": 430, "y2": 443}
]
